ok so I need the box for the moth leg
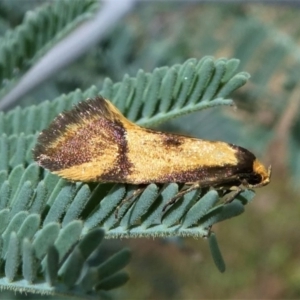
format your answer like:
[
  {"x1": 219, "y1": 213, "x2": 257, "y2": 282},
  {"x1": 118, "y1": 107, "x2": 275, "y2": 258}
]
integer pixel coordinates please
[
  {"x1": 224, "y1": 179, "x2": 248, "y2": 204},
  {"x1": 162, "y1": 183, "x2": 201, "y2": 212},
  {"x1": 115, "y1": 187, "x2": 145, "y2": 219},
  {"x1": 224, "y1": 187, "x2": 242, "y2": 204}
]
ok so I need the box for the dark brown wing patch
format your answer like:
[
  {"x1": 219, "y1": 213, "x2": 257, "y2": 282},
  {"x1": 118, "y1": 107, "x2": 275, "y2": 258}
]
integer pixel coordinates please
[
  {"x1": 33, "y1": 96, "x2": 113, "y2": 160},
  {"x1": 33, "y1": 96, "x2": 133, "y2": 177},
  {"x1": 161, "y1": 133, "x2": 184, "y2": 147}
]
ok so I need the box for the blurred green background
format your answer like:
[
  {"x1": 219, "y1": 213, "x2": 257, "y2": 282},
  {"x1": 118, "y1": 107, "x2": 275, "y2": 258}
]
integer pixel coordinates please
[{"x1": 1, "y1": 0, "x2": 300, "y2": 299}]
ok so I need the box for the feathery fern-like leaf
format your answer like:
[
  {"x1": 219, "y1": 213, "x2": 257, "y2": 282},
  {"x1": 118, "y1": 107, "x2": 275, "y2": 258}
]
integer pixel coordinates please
[
  {"x1": 0, "y1": 0, "x2": 98, "y2": 98},
  {"x1": 0, "y1": 222, "x2": 131, "y2": 298},
  {"x1": 0, "y1": 57, "x2": 249, "y2": 135}
]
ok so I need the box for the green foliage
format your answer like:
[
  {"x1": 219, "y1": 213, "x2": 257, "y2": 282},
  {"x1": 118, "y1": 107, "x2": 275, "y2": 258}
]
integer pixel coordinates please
[
  {"x1": 0, "y1": 0, "x2": 98, "y2": 98},
  {"x1": 0, "y1": 1, "x2": 281, "y2": 299},
  {"x1": 0, "y1": 57, "x2": 248, "y2": 136},
  {"x1": 0, "y1": 214, "x2": 131, "y2": 297},
  {"x1": 208, "y1": 232, "x2": 226, "y2": 273},
  {"x1": 0, "y1": 173, "x2": 130, "y2": 298}
]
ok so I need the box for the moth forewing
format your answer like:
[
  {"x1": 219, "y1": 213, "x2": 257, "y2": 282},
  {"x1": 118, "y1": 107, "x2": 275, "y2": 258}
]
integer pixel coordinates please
[{"x1": 33, "y1": 96, "x2": 271, "y2": 209}]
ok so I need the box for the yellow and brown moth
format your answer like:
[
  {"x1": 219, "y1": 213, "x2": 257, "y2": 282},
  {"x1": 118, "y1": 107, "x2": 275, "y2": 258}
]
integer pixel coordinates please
[{"x1": 33, "y1": 96, "x2": 270, "y2": 205}]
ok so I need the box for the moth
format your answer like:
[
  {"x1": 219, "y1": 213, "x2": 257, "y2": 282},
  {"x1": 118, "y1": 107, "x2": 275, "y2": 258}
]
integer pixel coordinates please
[{"x1": 33, "y1": 96, "x2": 271, "y2": 209}]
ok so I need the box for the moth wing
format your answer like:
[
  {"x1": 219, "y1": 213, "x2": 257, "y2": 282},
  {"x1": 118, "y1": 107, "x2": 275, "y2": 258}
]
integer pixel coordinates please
[{"x1": 33, "y1": 96, "x2": 132, "y2": 182}]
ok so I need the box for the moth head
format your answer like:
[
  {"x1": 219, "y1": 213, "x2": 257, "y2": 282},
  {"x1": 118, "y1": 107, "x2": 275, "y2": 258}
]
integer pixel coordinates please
[{"x1": 251, "y1": 159, "x2": 271, "y2": 188}]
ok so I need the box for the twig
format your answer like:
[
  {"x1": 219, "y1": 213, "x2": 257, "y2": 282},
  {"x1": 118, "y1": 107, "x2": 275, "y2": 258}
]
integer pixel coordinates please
[{"x1": 0, "y1": 0, "x2": 137, "y2": 111}]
